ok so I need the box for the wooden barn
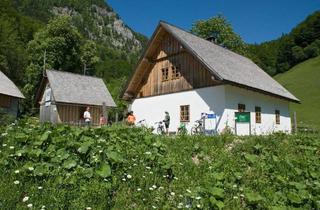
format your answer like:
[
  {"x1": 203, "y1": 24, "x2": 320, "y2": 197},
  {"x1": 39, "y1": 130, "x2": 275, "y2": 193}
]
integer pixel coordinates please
[
  {"x1": 37, "y1": 70, "x2": 116, "y2": 125},
  {"x1": 0, "y1": 71, "x2": 25, "y2": 117}
]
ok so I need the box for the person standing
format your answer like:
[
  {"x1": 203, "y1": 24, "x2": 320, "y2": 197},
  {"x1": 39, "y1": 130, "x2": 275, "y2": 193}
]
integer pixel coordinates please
[
  {"x1": 163, "y1": 111, "x2": 170, "y2": 134},
  {"x1": 127, "y1": 111, "x2": 136, "y2": 126},
  {"x1": 99, "y1": 113, "x2": 107, "y2": 127},
  {"x1": 84, "y1": 107, "x2": 91, "y2": 126}
]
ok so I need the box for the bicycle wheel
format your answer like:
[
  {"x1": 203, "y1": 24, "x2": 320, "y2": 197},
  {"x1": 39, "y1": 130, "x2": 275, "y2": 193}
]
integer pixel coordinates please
[
  {"x1": 157, "y1": 127, "x2": 163, "y2": 135},
  {"x1": 191, "y1": 127, "x2": 197, "y2": 135}
]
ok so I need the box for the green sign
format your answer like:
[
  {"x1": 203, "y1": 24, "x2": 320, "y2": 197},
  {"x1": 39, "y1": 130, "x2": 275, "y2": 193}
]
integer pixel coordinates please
[{"x1": 235, "y1": 112, "x2": 250, "y2": 123}]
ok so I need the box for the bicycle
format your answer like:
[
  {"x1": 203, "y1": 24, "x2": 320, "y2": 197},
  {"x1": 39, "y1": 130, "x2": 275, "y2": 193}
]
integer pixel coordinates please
[
  {"x1": 136, "y1": 119, "x2": 146, "y2": 127},
  {"x1": 191, "y1": 119, "x2": 204, "y2": 135},
  {"x1": 155, "y1": 121, "x2": 165, "y2": 134},
  {"x1": 177, "y1": 123, "x2": 187, "y2": 135}
]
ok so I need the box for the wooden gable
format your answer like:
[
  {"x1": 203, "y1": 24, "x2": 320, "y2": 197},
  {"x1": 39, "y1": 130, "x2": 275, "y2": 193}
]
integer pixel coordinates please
[{"x1": 135, "y1": 32, "x2": 220, "y2": 98}]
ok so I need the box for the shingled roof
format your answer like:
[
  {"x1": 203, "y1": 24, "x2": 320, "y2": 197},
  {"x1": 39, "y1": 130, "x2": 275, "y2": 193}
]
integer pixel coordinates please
[
  {"x1": 46, "y1": 70, "x2": 116, "y2": 107},
  {"x1": 0, "y1": 71, "x2": 25, "y2": 99},
  {"x1": 163, "y1": 22, "x2": 299, "y2": 102},
  {"x1": 123, "y1": 21, "x2": 299, "y2": 102}
]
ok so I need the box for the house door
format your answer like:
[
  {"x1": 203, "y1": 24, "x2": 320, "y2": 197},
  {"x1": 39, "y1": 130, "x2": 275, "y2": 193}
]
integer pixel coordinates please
[{"x1": 235, "y1": 112, "x2": 251, "y2": 136}]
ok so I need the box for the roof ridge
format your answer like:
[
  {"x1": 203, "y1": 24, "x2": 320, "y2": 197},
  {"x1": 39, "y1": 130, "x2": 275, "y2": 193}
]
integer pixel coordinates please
[
  {"x1": 159, "y1": 21, "x2": 254, "y2": 63},
  {"x1": 46, "y1": 69, "x2": 103, "y2": 80}
]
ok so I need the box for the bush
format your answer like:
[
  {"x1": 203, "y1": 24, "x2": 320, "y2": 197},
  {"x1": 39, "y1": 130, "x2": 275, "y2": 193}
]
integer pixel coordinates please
[{"x1": 0, "y1": 119, "x2": 320, "y2": 209}]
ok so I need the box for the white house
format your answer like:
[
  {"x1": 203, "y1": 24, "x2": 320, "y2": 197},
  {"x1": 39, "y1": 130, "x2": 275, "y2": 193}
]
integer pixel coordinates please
[{"x1": 122, "y1": 21, "x2": 299, "y2": 135}]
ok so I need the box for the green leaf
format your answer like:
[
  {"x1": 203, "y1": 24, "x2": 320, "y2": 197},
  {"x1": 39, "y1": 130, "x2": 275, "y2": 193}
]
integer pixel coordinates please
[
  {"x1": 63, "y1": 159, "x2": 77, "y2": 169},
  {"x1": 245, "y1": 191, "x2": 263, "y2": 204},
  {"x1": 78, "y1": 141, "x2": 93, "y2": 154},
  {"x1": 287, "y1": 192, "x2": 302, "y2": 204},
  {"x1": 244, "y1": 154, "x2": 258, "y2": 163},
  {"x1": 96, "y1": 162, "x2": 111, "y2": 178},
  {"x1": 107, "y1": 151, "x2": 123, "y2": 163},
  {"x1": 212, "y1": 172, "x2": 224, "y2": 181},
  {"x1": 210, "y1": 187, "x2": 224, "y2": 199},
  {"x1": 209, "y1": 197, "x2": 225, "y2": 209}
]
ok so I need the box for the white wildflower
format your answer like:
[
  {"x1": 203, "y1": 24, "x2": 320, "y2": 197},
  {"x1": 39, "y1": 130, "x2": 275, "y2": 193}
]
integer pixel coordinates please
[
  {"x1": 179, "y1": 194, "x2": 183, "y2": 198},
  {"x1": 9, "y1": 146, "x2": 14, "y2": 149},
  {"x1": 195, "y1": 196, "x2": 201, "y2": 200},
  {"x1": 158, "y1": 186, "x2": 164, "y2": 190},
  {"x1": 14, "y1": 170, "x2": 20, "y2": 174},
  {"x1": 127, "y1": 174, "x2": 132, "y2": 179},
  {"x1": 142, "y1": 175, "x2": 146, "y2": 178},
  {"x1": 1, "y1": 133, "x2": 8, "y2": 136},
  {"x1": 152, "y1": 185, "x2": 157, "y2": 189},
  {"x1": 152, "y1": 206, "x2": 156, "y2": 209},
  {"x1": 149, "y1": 171, "x2": 153, "y2": 174},
  {"x1": 38, "y1": 186, "x2": 43, "y2": 190},
  {"x1": 196, "y1": 204, "x2": 201, "y2": 208},
  {"x1": 99, "y1": 150, "x2": 103, "y2": 153},
  {"x1": 170, "y1": 192, "x2": 175, "y2": 196},
  {"x1": 122, "y1": 178, "x2": 126, "y2": 181},
  {"x1": 145, "y1": 151, "x2": 151, "y2": 155},
  {"x1": 2, "y1": 144, "x2": 7, "y2": 147},
  {"x1": 27, "y1": 203, "x2": 33, "y2": 208},
  {"x1": 28, "y1": 167, "x2": 34, "y2": 171},
  {"x1": 22, "y1": 196, "x2": 29, "y2": 202},
  {"x1": 185, "y1": 204, "x2": 191, "y2": 208},
  {"x1": 86, "y1": 207, "x2": 92, "y2": 210},
  {"x1": 149, "y1": 187, "x2": 153, "y2": 191},
  {"x1": 233, "y1": 196, "x2": 239, "y2": 199},
  {"x1": 233, "y1": 184, "x2": 237, "y2": 188},
  {"x1": 13, "y1": 180, "x2": 20, "y2": 185},
  {"x1": 146, "y1": 166, "x2": 151, "y2": 170},
  {"x1": 41, "y1": 205, "x2": 46, "y2": 209},
  {"x1": 186, "y1": 189, "x2": 192, "y2": 193},
  {"x1": 137, "y1": 188, "x2": 141, "y2": 191},
  {"x1": 174, "y1": 177, "x2": 178, "y2": 180},
  {"x1": 179, "y1": 162, "x2": 183, "y2": 166},
  {"x1": 17, "y1": 153, "x2": 22, "y2": 157}
]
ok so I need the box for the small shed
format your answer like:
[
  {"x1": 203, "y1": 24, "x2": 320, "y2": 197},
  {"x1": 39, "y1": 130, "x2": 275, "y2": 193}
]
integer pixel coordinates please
[
  {"x1": 37, "y1": 70, "x2": 116, "y2": 125},
  {"x1": 0, "y1": 71, "x2": 25, "y2": 117}
]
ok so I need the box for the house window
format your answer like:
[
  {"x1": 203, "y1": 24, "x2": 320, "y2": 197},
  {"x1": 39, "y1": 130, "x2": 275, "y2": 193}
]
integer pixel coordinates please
[
  {"x1": 180, "y1": 105, "x2": 190, "y2": 122},
  {"x1": 275, "y1": 110, "x2": 280, "y2": 124},
  {"x1": 255, "y1": 106, "x2": 261, "y2": 124},
  {"x1": 238, "y1": 104, "x2": 246, "y2": 112},
  {"x1": 171, "y1": 65, "x2": 181, "y2": 79},
  {"x1": 161, "y1": 68, "x2": 169, "y2": 82}
]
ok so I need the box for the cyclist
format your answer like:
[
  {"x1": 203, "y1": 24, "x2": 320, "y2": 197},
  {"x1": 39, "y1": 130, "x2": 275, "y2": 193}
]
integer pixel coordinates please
[{"x1": 163, "y1": 111, "x2": 170, "y2": 134}]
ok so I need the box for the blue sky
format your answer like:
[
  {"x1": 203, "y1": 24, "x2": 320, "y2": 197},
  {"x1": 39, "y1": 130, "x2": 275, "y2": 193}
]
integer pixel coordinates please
[{"x1": 106, "y1": 0, "x2": 319, "y2": 44}]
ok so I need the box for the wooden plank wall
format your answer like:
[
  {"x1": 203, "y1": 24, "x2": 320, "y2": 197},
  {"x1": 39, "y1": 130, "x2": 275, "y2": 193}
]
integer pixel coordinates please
[
  {"x1": 0, "y1": 94, "x2": 11, "y2": 108},
  {"x1": 137, "y1": 33, "x2": 217, "y2": 98},
  {"x1": 57, "y1": 104, "x2": 101, "y2": 125}
]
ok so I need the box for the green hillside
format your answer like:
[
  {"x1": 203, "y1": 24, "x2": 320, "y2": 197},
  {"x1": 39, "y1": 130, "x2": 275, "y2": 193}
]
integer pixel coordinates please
[{"x1": 275, "y1": 56, "x2": 320, "y2": 129}]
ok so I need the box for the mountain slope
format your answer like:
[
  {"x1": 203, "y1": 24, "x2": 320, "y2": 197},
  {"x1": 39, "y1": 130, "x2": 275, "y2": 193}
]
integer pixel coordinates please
[{"x1": 275, "y1": 56, "x2": 320, "y2": 129}]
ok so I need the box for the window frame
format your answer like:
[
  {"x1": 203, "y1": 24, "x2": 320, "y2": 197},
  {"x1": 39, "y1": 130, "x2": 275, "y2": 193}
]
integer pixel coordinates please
[
  {"x1": 171, "y1": 64, "x2": 181, "y2": 80},
  {"x1": 161, "y1": 67, "x2": 169, "y2": 82},
  {"x1": 180, "y1": 105, "x2": 190, "y2": 122},
  {"x1": 255, "y1": 106, "x2": 261, "y2": 124},
  {"x1": 238, "y1": 103, "x2": 246, "y2": 112}
]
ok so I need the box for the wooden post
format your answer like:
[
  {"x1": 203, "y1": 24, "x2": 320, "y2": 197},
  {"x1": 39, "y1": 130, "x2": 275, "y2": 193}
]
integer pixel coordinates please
[
  {"x1": 293, "y1": 111, "x2": 297, "y2": 134},
  {"x1": 102, "y1": 102, "x2": 107, "y2": 118},
  {"x1": 115, "y1": 112, "x2": 119, "y2": 122}
]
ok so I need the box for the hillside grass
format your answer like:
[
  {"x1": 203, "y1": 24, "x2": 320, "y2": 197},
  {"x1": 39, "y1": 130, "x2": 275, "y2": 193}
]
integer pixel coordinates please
[
  {"x1": 0, "y1": 119, "x2": 320, "y2": 209},
  {"x1": 275, "y1": 56, "x2": 320, "y2": 129}
]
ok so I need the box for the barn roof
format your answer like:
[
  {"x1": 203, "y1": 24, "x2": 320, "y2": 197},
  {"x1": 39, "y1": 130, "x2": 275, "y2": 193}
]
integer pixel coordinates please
[
  {"x1": 122, "y1": 21, "x2": 299, "y2": 102},
  {"x1": 0, "y1": 71, "x2": 25, "y2": 99},
  {"x1": 46, "y1": 70, "x2": 116, "y2": 107}
]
